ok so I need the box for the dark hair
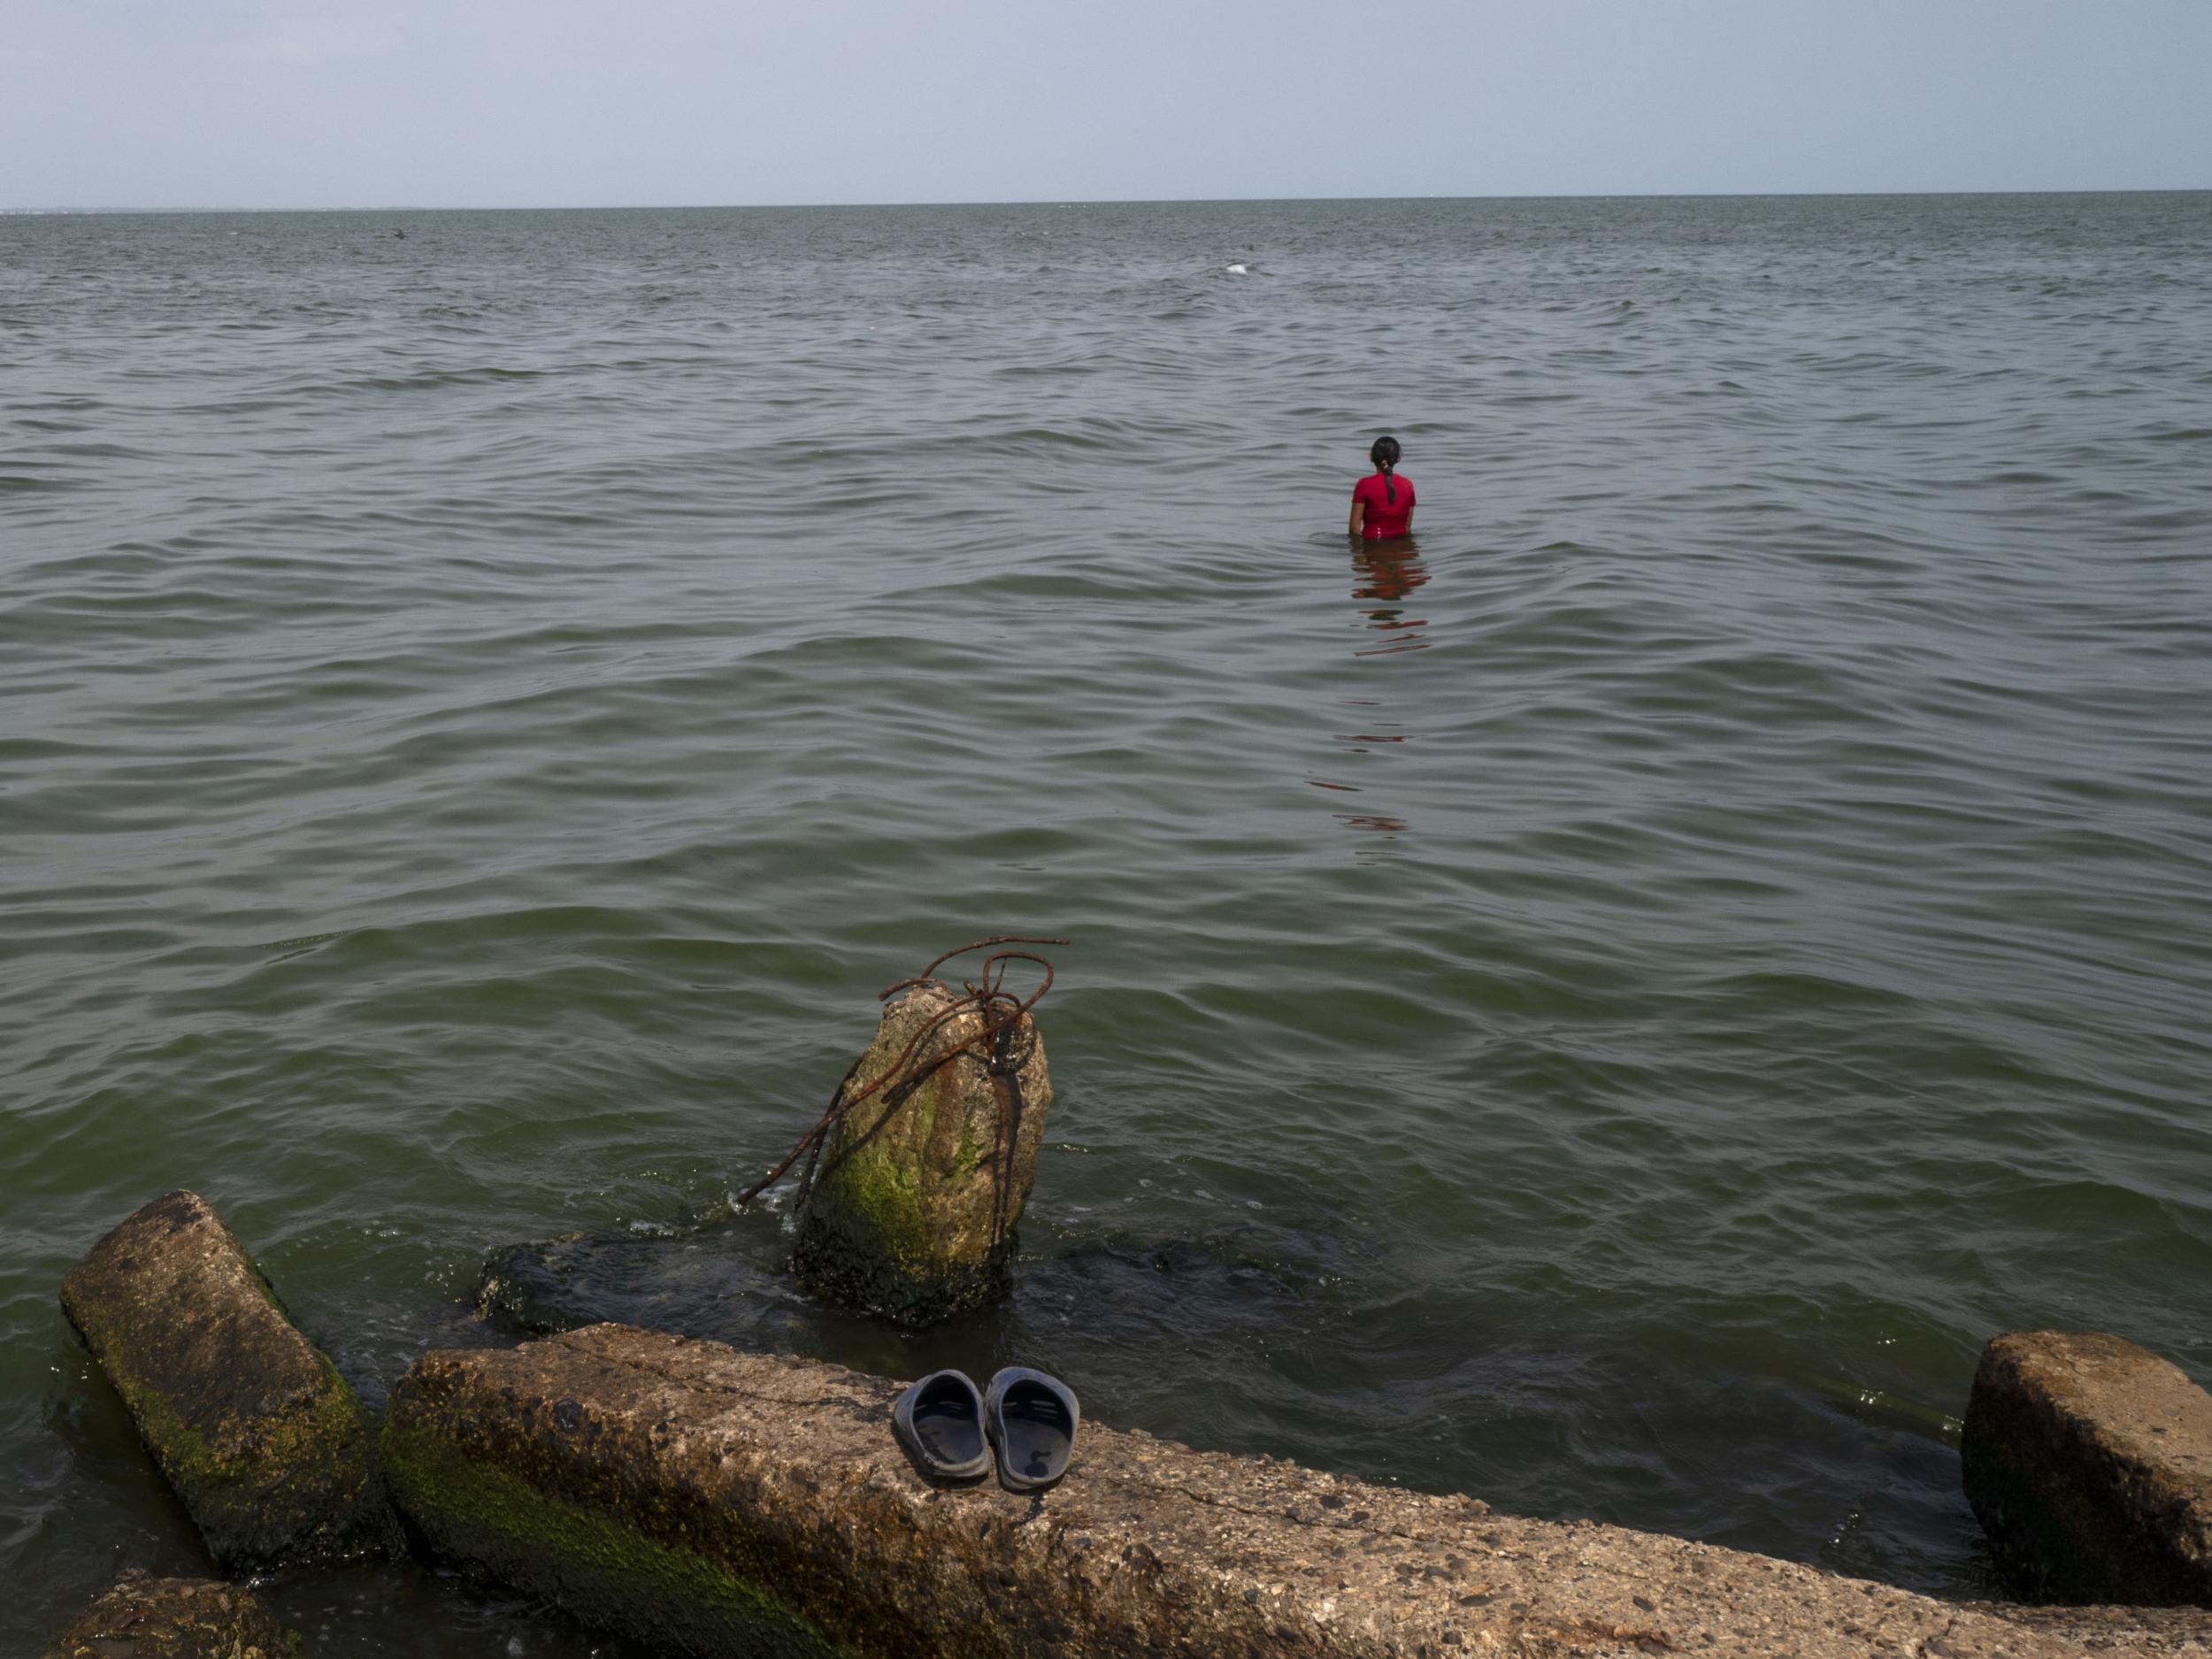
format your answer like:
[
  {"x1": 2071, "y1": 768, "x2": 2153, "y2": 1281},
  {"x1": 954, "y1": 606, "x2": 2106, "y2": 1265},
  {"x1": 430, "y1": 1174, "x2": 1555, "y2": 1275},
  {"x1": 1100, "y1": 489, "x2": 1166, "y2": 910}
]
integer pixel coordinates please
[{"x1": 1371, "y1": 435, "x2": 1402, "y2": 503}]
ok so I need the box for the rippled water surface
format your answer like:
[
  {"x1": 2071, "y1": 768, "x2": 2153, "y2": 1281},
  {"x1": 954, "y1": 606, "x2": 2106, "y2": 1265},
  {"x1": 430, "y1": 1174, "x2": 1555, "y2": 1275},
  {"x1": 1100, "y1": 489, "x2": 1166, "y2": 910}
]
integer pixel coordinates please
[{"x1": 5, "y1": 196, "x2": 2211, "y2": 1654}]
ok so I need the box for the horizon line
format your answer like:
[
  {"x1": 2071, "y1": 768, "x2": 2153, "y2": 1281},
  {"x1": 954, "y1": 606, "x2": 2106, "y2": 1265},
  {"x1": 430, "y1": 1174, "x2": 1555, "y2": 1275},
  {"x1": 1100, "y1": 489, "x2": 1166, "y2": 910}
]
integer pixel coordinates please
[{"x1": 6, "y1": 185, "x2": 2209, "y2": 216}]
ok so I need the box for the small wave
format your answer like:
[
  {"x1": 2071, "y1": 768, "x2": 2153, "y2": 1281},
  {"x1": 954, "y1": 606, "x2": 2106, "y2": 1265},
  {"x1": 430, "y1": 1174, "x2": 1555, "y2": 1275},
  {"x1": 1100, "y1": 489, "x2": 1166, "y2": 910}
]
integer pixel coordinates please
[{"x1": 287, "y1": 365, "x2": 552, "y2": 397}]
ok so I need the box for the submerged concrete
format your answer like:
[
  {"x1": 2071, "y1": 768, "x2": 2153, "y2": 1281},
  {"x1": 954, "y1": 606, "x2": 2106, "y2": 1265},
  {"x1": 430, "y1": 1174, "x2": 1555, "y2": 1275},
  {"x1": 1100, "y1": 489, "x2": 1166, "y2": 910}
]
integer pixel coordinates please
[
  {"x1": 44, "y1": 1571, "x2": 300, "y2": 1659},
  {"x1": 1963, "y1": 1330, "x2": 2212, "y2": 1606},
  {"x1": 384, "y1": 1322, "x2": 2193, "y2": 1658},
  {"x1": 793, "y1": 981, "x2": 1052, "y2": 1324},
  {"x1": 60, "y1": 1190, "x2": 396, "y2": 1571}
]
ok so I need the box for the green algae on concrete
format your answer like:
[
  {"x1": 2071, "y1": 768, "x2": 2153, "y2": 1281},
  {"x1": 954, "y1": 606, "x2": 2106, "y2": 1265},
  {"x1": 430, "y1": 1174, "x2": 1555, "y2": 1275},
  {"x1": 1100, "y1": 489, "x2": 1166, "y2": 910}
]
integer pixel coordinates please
[
  {"x1": 791, "y1": 981, "x2": 1051, "y2": 1324},
  {"x1": 43, "y1": 1569, "x2": 303, "y2": 1659},
  {"x1": 382, "y1": 1346, "x2": 846, "y2": 1659},
  {"x1": 381, "y1": 1323, "x2": 2198, "y2": 1659},
  {"x1": 59, "y1": 1190, "x2": 396, "y2": 1571}
]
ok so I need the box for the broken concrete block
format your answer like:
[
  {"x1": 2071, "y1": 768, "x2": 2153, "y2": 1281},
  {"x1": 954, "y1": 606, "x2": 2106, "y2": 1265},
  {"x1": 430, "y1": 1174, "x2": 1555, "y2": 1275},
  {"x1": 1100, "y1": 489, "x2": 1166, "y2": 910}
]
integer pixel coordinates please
[
  {"x1": 1962, "y1": 1329, "x2": 2212, "y2": 1604},
  {"x1": 60, "y1": 1189, "x2": 396, "y2": 1571},
  {"x1": 791, "y1": 980, "x2": 1051, "y2": 1323}
]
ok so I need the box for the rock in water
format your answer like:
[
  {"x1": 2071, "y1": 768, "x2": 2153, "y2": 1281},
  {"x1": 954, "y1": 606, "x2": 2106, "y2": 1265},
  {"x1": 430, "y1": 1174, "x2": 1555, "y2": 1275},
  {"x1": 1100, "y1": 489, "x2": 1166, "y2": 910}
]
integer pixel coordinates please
[
  {"x1": 1962, "y1": 1329, "x2": 2212, "y2": 1604},
  {"x1": 792, "y1": 980, "x2": 1052, "y2": 1324},
  {"x1": 44, "y1": 1570, "x2": 301, "y2": 1658},
  {"x1": 59, "y1": 1190, "x2": 396, "y2": 1571}
]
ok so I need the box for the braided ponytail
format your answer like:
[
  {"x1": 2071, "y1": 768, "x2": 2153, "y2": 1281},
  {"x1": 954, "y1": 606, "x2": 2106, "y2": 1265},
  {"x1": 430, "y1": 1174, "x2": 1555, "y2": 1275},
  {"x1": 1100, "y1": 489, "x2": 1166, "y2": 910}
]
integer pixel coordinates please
[{"x1": 1371, "y1": 434, "x2": 1402, "y2": 505}]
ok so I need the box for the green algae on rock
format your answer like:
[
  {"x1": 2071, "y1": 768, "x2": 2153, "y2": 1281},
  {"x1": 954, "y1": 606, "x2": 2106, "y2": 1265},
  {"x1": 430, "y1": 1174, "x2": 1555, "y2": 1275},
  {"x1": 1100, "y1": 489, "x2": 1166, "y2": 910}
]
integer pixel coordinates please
[
  {"x1": 382, "y1": 1337, "x2": 847, "y2": 1659},
  {"x1": 790, "y1": 980, "x2": 1051, "y2": 1324},
  {"x1": 59, "y1": 1190, "x2": 397, "y2": 1571},
  {"x1": 1963, "y1": 1330, "x2": 2212, "y2": 1606},
  {"x1": 43, "y1": 1569, "x2": 303, "y2": 1659},
  {"x1": 380, "y1": 1322, "x2": 2170, "y2": 1659}
]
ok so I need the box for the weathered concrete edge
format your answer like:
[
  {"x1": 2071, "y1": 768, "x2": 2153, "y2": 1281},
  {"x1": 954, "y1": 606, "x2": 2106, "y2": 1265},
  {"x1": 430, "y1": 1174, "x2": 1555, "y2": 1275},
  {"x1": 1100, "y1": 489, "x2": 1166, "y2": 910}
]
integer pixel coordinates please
[
  {"x1": 382, "y1": 1323, "x2": 2202, "y2": 1659},
  {"x1": 1963, "y1": 1329, "x2": 2212, "y2": 1608}
]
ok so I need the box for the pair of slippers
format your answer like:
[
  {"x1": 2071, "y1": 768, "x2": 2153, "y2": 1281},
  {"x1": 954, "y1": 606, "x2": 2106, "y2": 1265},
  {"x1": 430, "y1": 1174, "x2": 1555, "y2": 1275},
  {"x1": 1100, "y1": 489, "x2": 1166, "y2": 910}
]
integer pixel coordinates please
[{"x1": 892, "y1": 1367, "x2": 1079, "y2": 1493}]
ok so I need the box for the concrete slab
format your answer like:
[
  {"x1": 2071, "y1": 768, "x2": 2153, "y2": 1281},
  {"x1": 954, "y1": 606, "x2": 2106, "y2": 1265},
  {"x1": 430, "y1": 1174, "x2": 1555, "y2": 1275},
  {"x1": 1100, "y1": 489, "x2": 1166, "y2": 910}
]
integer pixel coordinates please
[{"x1": 385, "y1": 1323, "x2": 2199, "y2": 1657}]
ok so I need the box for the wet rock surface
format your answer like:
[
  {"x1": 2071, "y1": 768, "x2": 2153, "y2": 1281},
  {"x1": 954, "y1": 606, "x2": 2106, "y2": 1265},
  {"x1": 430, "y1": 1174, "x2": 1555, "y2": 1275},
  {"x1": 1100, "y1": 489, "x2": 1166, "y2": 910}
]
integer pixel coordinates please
[
  {"x1": 472, "y1": 1214, "x2": 1363, "y2": 1436},
  {"x1": 480, "y1": 1217, "x2": 1329, "y2": 1356},
  {"x1": 59, "y1": 1190, "x2": 397, "y2": 1571},
  {"x1": 384, "y1": 1322, "x2": 2167, "y2": 1658},
  {"x1": 790, "y1": 982, "x2": 1052, "y2": 1325},
  {"x1": 44, "y1": 1570, "x2": 300, "y2": 1659},
  {"x1": 1963, "y1": 1330, "x2": 2212, "y2": 1606},
  {"x1": 479, "y1": 1225, "x2": 808, "y2": 1347}
]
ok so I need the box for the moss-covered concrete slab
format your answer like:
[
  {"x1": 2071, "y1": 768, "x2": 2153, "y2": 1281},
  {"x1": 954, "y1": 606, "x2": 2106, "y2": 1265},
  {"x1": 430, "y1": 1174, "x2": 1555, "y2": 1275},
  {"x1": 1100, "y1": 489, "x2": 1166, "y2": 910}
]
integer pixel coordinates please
[
  {"x1": 43, "y1": 1570, "x2": 302, "y2": 1659},
  {"x1": 1963, "y1": 1329, "x2": 2212, "y2": 1605},
  {"x1": 385, "y1": 1322, "x2": 2181, "y2": 1658},
  {"x1": 793, "y1": 981, "x2": 1051, "y2": 1324},
  {"x1": 60, "y1": 1190, "x2": 396, "y2": 1571}
]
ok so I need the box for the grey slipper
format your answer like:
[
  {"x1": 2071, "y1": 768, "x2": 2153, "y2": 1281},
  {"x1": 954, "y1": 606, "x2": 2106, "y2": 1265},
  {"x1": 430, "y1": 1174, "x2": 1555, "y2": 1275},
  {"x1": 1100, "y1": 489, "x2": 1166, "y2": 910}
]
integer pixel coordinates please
[
  {"x1": 984, "y1": 1366, "x2": 1079, "y2": 1493},
  {"x1": 892, "y1": 1370, "x2": 991, "y2": 1482}
]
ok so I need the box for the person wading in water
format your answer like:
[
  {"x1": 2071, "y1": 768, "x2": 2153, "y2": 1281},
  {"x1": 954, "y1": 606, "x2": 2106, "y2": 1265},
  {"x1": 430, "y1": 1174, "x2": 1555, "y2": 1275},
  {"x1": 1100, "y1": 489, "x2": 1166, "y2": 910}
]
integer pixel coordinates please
[{"x1": 1348, "y1": 435, "x2": 1415, "y2": 541}]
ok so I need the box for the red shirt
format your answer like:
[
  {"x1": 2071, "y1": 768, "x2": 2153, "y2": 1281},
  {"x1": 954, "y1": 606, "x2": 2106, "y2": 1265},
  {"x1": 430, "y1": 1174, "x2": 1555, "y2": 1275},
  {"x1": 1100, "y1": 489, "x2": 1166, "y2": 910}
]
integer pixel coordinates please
[{"x1": 1353, "y1": 471, "x2": 1415, "y2": 539}]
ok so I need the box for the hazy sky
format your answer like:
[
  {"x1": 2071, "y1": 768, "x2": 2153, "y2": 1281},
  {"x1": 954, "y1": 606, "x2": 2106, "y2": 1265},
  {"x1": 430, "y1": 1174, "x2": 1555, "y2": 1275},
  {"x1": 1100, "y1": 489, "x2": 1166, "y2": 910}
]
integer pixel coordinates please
[{"x1": 4, "y1": 0, "x2": 2208, "y2": 208}]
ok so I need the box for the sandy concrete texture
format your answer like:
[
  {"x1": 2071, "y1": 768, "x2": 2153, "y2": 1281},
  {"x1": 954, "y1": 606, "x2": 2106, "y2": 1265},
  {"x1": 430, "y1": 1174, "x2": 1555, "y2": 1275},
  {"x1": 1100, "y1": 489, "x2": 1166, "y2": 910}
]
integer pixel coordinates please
[{"x1": 382, "y1": 1322, "x2": 2212, "y2": 1658}]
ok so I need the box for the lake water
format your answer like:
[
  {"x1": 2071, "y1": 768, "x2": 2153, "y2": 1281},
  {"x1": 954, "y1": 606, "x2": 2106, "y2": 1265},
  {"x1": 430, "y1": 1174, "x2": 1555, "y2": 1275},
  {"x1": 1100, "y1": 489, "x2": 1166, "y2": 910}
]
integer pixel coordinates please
[{"x1": 4, "y1": 194, "x2": 2209, "y2": 1655}]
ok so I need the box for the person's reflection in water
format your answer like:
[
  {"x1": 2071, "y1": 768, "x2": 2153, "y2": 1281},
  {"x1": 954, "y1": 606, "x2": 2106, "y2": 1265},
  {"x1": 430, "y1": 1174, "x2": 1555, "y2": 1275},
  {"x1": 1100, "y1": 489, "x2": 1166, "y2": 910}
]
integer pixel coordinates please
[
  {"x1": 1305, "y1": 539, "x2": 1431, "y2": 852},
  {"x1": 1349, "y1": 539, "x2": 1431, "y2": 657}
]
